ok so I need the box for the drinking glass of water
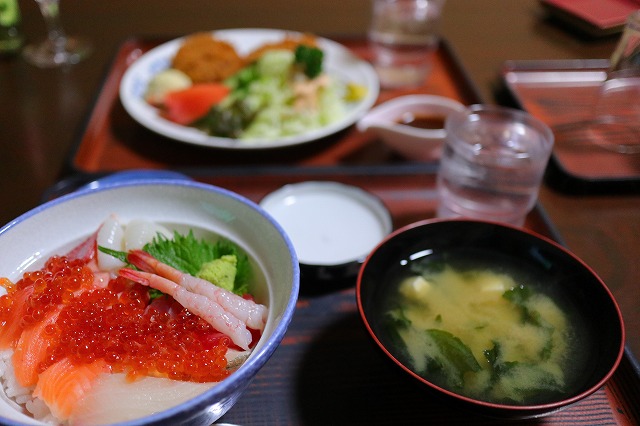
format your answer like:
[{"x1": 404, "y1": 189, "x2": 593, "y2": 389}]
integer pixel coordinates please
[
  {"x1": 436, "y1": 105, "x2": 554, "y2": 227},
  {"x1": 369, "y1": 0, "x2": 446, "y2": 89}
]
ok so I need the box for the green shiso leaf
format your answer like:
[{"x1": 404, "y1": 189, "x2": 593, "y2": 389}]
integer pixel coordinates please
[
  {"x1": 98, "y1": 230, "x2": 251, "y2": 296},
  {"x1": 97, "y1": 246, "x2": 129, "y2": 264},
  {"x1": 143, "y1": 231, "x2": 251, "y2": 295},
  {"x1": 148, "y1": 289, "x2": 165, "y2": 300},
  {"x1": 143, "y1": 230, "x2": 214, "y2": 276}
]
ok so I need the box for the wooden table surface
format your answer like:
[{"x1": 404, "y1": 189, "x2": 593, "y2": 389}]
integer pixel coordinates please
[{"x1": 1, "y1": 0, "x2": 638, "y2": 367}]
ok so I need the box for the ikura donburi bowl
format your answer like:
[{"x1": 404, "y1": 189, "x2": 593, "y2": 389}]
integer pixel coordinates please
[{"x1": 0, "y1": 178, "x2": 299, "y2": 426}]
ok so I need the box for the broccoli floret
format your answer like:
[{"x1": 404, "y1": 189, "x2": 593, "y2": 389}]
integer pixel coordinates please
[
  {"x1": 196, "y1": 254, "x2": 237, "y2": 291},
  {"x1": 294, "y1": 45, "x2": 323, "y2": 78}
]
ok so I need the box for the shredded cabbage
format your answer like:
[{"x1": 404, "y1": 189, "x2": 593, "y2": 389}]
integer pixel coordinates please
[{"x1": 224, "y1": 49, "x2": 347, "y2": 140}]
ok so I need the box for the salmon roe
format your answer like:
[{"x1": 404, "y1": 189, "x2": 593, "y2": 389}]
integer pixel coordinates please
[{"x1": 1, "y1": 256, "x2": 231, "y2": 383}]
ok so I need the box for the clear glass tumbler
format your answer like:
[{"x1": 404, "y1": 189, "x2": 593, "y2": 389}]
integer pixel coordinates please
[
  {"x1": 591, "y1": 10, "x2": 640, "y2": 154},
  {"x1": 437, "y1": 105, "x2": 554, "y2": 227},
  {"x1": 554, "y1": 11, "x2": 640, "y2": 154},
  {"x1": 368, "y1": 0, "x2": 446, "y2": 89}
]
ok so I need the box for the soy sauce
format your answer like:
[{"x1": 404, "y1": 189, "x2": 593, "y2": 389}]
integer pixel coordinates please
[{"x1": 397, "y1": 112, "x2": 446, "y2": 130}]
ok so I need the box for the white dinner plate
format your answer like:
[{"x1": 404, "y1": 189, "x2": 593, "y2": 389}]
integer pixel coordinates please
[{"x1": 119, "y1": 28, "x2": 380, "y2": 150}]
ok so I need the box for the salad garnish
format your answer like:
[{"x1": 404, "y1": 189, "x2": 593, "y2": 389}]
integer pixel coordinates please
[{"x1": 143, "y1": 32, "x2": 367, "y2": 141}]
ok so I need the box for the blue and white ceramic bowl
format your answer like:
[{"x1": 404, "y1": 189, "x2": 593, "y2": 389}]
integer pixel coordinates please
[{"x1": 0, "y1": 178, "x2": 300, "y2": 425}]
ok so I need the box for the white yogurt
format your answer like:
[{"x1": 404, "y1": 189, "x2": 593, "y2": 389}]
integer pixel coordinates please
[{"x1": 260, "y1": 182, "x2": 392, "y2": 266}]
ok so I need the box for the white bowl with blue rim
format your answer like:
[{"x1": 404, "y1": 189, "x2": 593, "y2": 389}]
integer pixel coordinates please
[{"x1": 0, "y1": 173, "x2": 299, "y2": 425}]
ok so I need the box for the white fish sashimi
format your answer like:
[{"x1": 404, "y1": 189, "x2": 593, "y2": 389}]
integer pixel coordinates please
[
  {"x1": 67, "y1": 343, "x2": 250, "y2": 424},
  {"x1": 123, "y1": 220, "x2": 172, "y2": 251},
  {"x1": 69, "y1": 374, "x2": 217, "y2": 425},
  {"x1": 96, "y1": 217, "x2": 173, "y2": 272},
  {"x1": 96, "y1": 215, "x2": 125, "y2": 272}
]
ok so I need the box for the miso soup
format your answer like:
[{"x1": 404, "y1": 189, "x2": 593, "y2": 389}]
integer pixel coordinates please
[{"x1": 382, "y1": 252, "x2": 581, "y2": 406}]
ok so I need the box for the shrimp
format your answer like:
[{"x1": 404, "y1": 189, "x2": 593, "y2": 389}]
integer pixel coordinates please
[
  {"x1": 118, "y1": 268, "x2": 252, "y2": 351},
  {"x1": 127, "y1": 250, "x2": 267, "y2": 331}
]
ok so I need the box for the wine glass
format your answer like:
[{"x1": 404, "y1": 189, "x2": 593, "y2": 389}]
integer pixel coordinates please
[
  {"x1": 22, "y1": 0, "x2": 91, "y2": 67},
  {"x1": 554, "y1": 10, "x2": 640, "y2": 154}
]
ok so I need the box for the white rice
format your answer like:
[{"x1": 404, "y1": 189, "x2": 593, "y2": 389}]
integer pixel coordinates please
[
  {"x1": 0, "y1": 349, "x2": 32, "y2": 408},
  {"x1": 0, "y1": 349, "x2": 59, "y2": 425}
]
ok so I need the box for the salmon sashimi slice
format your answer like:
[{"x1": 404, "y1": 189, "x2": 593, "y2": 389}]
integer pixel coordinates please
[
  {"x1": 33, "y1": 357, "x2": 109, "y2": 422},
  {"x1": 12, "y1": 309, "x2": 60, "y2": 387},
  {"x1": 0, "y1": 286, "x2": 33, "y2": 349}
]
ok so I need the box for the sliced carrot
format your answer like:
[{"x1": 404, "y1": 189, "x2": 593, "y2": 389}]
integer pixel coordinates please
[
  {"x1": 0, "y1": 286, "x2": 34, "y2": 349},
  {"x1": 34, "y1": 357, "x2": 108, "y2": 421},
  {"x1": 162, "y1": 83, "x2": 230, "y2": 125},
  {"x1": 12, "y1": 309, "x2": 60, "y2": 387}
]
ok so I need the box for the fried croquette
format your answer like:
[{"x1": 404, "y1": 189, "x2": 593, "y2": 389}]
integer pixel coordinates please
[
  {"x1": 171, "y1": 33, "x2": 244, "y2": 83},
  {"x1": 244, "y1": 34, "x2": 318, "y2": 64}
]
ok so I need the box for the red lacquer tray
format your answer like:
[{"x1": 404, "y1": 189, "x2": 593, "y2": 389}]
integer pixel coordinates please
[
  {"x1": 498, "y1": 59, "x2": 640, "y2": 195},
  {"x1": 64, "y1": 36, "x2": 481, "y2": 175},
  {"x1": 43, "y1": 169, "x2": 640, "y2": 425},
  {"x1": 538, "y1": 0, "x2": 635, "y2": 37}
]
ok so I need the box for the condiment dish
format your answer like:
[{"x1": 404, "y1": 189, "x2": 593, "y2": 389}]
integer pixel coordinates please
[
  {"x1": 357, "y1": 95, "x2": 465, "y2": 161},
  {"x1": 260, "y1": 181, "x2": 392, "y2": 292}
]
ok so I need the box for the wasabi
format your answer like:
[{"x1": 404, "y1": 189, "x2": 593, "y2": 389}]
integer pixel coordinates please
[{"x1": 197, "y1": 254, "x2": 238, "y2": 291}]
